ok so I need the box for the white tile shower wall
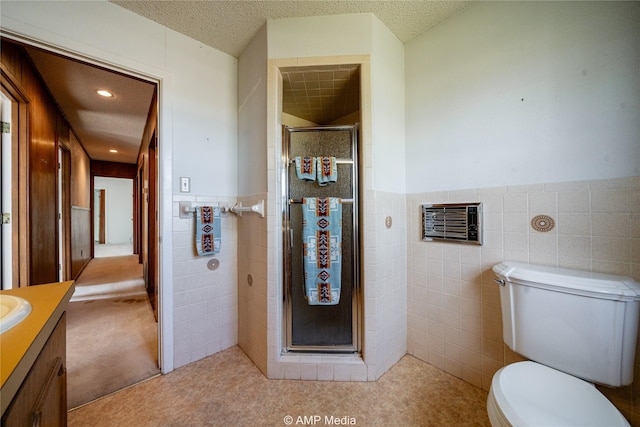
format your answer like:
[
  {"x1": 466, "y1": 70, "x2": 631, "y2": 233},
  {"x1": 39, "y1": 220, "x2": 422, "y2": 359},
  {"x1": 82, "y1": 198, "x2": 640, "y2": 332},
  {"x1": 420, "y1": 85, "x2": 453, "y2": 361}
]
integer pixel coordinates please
[
  {"x1": 172, "y1": 195, "x2": 238, "y2": 368},
  {"x1": 365, "y1": 190, "x2": 408, "y2": 379},
  {"x1": 264, "y1": 189, "x2": 408, "y2": 382},
  {"x1": 407, "y1": 177, "x2": 640, "y2": 390},
  {"x1": 237, "y1": 193, "x2": 269, "y2": 376}
]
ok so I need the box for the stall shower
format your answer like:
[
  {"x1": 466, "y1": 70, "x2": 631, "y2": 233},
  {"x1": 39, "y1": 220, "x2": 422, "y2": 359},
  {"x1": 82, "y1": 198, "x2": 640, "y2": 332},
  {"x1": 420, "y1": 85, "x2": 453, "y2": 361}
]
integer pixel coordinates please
[{"x1": 282, "y1": 124, "x2": 361, "y2": 353}]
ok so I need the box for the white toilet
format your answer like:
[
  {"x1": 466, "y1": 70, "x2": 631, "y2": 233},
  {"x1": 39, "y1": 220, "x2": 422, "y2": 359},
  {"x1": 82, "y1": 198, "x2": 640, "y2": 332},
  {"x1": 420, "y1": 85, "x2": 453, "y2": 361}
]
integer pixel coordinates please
[{"x1": 487, "y1": 261, "x2": 640, "y2": 427}]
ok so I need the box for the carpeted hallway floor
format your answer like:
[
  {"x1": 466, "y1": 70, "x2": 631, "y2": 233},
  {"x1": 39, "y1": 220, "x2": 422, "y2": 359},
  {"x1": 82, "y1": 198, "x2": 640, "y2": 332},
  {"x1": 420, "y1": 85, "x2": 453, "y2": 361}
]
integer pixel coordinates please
[
  {"x1": 66, "y1": 254, "x2": 160, "y2": 409},
  {"x1": 68, "y1": 345, "x2": 490, "y2": 426}
]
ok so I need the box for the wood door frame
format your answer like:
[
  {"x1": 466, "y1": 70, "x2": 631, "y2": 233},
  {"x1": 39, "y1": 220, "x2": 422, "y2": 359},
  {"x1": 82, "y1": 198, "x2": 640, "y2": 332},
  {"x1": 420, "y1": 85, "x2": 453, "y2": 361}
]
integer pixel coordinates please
[
  {"x1": 136, "y1": 167, "x2": 143, "y2": 264},
  {"x1": 57, "y1": 144, "x2": 72, "y2": 281},
  {"x1": 1, "y1": 65, "x2": 30, "y2": 287},
  {"x1": 147, "y1": 132, "x2": 158, "y2": 319}
]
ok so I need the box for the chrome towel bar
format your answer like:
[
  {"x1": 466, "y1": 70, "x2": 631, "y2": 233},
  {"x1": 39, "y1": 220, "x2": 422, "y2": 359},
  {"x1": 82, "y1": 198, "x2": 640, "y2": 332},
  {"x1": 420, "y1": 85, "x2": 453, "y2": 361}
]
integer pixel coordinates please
[
  {"x1": 287, "y1": 158, "x2": 353, "y2": 165},
  {"x1": 179, "y1": 200, "x2": 265, "y2": 218},
  {"x1": 289, "y1": 198, "x2": 353, "y2": 204}
]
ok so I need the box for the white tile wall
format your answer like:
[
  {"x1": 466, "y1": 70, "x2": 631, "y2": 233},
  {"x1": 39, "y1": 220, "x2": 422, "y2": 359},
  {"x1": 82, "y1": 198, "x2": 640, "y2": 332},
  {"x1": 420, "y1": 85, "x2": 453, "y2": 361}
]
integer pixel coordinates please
[
  {"x1": 172, "y1": 195, "x2": 238, "y2": 368},
  {"x1": 407, "y1": 176, "x2": 640, "y2": 390},
  {"x1": 237, "y1": 193, "x2": 269, "y2": 375},
  {"x1": 366, "y1": 191, "x2": 408, "y2": 379},
  {"x1": 183, "y1": 174, "x2": 637, "y2": 405}
]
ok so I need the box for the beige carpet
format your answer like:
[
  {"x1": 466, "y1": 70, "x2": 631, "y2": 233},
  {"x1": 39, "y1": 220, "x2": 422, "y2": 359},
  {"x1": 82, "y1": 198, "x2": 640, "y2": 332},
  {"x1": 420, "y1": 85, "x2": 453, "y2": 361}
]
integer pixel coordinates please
[
  {"x1": 68, "y1": 346, "x2": 490, "y2": 426},
  {"x1": 66, "y1": 255, "x2": 160, "y2": 409}
]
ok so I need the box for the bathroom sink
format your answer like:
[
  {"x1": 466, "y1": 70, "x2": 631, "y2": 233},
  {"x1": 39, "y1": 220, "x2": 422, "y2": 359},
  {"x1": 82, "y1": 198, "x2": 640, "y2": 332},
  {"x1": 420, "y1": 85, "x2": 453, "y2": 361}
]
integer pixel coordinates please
[{"x1": 0, "y1": 295, "x2": 32, "y2": 333}]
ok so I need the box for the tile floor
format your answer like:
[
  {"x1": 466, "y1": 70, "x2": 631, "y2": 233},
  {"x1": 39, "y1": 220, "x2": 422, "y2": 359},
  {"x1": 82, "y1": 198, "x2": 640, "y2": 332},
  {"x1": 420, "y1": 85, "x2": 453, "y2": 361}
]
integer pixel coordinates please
[{"x1": 68, "y1": 346, "x2": 490, "y2": 426}]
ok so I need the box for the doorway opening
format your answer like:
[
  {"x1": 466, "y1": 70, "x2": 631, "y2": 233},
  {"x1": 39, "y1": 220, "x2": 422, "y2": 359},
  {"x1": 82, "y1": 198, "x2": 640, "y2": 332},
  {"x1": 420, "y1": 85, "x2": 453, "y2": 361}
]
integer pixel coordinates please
[
  {"x1": 93, "y1": 177, "x2": 134, "y2": 258},
  {"x1": 1, "y1": 61, "x2": 29, "y2": 290},
  {"x1": 283, "y1": 124, "x2": 361, "y2": 352},
  {"x1": 1, "y1": 91, "x2": 11, "y2": 288},
  {"x1": 277, "y1": 62, "x2": 364, "y2": 354},
  {"x1": 0, "y1": 36, "x2": 162, "y2": 407}
]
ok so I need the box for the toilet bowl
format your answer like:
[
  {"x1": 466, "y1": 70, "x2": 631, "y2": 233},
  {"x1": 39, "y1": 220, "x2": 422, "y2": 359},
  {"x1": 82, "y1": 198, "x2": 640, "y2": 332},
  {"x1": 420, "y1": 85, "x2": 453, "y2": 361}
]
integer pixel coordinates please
[{"x1": 487, "y1": 362, "x2": 629, "y2": 427}]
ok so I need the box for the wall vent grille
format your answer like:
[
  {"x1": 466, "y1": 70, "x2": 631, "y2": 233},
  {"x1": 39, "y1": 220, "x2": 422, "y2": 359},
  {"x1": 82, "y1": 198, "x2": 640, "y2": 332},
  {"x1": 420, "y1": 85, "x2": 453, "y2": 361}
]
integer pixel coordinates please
[{"x1": 421, "y1": 203, "x2": 482, "y2": 245}]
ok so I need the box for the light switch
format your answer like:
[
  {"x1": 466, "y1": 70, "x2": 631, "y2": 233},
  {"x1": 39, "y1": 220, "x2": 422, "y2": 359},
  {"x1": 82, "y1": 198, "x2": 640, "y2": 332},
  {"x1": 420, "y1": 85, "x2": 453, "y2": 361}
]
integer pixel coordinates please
[{"x1": 180, "y1": 177, "x2": 190, "y2": 192}]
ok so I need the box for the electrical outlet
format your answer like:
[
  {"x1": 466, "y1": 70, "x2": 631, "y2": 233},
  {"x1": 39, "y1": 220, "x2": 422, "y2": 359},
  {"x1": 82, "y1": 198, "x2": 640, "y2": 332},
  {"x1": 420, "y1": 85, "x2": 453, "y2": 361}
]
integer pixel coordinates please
[{"x1": 180, "y1": 177, "x2": 190, "y2": 192}]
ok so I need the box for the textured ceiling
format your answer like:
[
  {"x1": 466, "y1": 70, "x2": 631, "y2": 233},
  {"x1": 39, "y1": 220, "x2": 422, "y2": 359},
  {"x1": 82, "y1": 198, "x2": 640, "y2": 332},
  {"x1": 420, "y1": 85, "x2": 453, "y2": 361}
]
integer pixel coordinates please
[
  {"x1": 16, "y1": 2, "x2": 472, "y2": 164},
  {"x1": 111, "y1": 0, "x2": 472, "y2": 58},
  {"x1": 109, "y1": 0, "x2": 471, "y2": 125}
]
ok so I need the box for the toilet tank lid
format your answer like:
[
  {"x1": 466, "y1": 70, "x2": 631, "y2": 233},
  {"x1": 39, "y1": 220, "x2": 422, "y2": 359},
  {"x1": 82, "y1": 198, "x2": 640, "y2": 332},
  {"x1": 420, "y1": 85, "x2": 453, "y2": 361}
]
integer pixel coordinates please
[{"x1": 493, "y1": 261, "x2": 640, "y2": 300}]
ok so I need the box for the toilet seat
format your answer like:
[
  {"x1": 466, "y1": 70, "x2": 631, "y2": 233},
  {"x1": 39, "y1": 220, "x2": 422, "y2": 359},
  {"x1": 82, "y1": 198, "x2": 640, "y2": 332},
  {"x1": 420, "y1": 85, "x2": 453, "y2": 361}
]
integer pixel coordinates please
[{"x1": 487, "y1": 362, "x2": 629, "y2": 426}]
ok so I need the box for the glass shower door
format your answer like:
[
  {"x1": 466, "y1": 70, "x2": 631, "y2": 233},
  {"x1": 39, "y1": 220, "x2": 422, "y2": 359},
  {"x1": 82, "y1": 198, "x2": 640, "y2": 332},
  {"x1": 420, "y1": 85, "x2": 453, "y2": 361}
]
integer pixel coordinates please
[{"x1": 283, "y1": 124, "x2": 360, "y2": 353}]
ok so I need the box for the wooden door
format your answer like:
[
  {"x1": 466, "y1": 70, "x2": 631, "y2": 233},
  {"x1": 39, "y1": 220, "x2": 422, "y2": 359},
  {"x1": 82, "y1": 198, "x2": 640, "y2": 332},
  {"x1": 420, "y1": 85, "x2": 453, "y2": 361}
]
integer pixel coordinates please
[
  {"x1": 29, "y1": 96, "x2": 58, "y2": 285},
  {"x1": 97, "y1": 189, "x2": 106, "y2": 244}
]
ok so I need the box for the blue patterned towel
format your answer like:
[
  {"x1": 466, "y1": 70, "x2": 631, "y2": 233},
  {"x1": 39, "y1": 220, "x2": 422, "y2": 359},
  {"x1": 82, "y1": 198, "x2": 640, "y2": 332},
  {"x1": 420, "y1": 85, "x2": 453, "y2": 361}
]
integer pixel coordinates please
[
  {"x1": 295, "y1": 156, "x2": 316, "y2": 181},
  {"x1": 195, "y1": 206, "x2": 221, "y2": 256},
  {"x1": 302, "y1": 197, "x2": 342, "y2": 305},
  {"x1": 317, "y1": 156, "x2": 337, "y2": 186}
]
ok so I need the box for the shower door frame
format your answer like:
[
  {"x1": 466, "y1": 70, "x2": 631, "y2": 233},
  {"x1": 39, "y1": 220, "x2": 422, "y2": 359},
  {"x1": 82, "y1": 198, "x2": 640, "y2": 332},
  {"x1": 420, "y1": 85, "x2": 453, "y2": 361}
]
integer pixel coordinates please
[{"x1": 282, "y1": 124, "x2": 361, "y2": 354}]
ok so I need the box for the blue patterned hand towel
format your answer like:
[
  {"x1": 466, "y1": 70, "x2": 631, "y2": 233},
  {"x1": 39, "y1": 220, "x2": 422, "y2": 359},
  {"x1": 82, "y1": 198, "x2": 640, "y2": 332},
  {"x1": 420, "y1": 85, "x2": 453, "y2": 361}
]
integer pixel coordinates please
[
  {"x1": 195, "y1": 206, "x2": 221, "y2": 256},
  {"x1": 295, "y1": 156, "x2": 316, "y2": 181},
  {"x1": 317, "y1": 156, "x2": 337, "y2": 186},
  {"x1": 302, "y1": 197, "x2": 342, "y2": 305}
]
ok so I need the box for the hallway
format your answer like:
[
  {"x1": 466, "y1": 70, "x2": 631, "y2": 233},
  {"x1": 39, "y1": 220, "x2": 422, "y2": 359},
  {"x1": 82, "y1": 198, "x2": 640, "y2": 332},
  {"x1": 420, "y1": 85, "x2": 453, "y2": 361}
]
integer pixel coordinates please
[{"x1": 66, "y1": 253, "x2": 159, "y2": 409}]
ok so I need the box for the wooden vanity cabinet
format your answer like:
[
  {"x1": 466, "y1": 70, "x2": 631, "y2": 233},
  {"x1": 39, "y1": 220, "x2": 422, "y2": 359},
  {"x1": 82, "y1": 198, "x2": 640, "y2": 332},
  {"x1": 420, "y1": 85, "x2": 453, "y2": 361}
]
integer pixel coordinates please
[{"x1": 1, "y1": 314, "x2": 67, "y2": 427}]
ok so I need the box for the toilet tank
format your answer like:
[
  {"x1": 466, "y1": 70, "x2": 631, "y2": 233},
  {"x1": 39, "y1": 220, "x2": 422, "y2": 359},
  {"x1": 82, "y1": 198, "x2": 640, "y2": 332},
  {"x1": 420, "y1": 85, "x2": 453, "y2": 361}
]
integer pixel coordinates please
[{"x1": 493, "y1": 261, "x2": 640, "y2": 387}]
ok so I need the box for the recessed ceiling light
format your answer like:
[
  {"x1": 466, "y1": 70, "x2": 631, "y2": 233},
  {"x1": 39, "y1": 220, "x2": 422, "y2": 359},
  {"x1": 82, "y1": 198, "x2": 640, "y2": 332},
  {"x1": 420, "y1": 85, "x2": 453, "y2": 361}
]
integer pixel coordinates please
[
  {"x1": 109, "y1": 149, "x2": 118, "y2": 153},
  {"x1": 97, "y1": 89, "x2": 113, "y2": 98}
]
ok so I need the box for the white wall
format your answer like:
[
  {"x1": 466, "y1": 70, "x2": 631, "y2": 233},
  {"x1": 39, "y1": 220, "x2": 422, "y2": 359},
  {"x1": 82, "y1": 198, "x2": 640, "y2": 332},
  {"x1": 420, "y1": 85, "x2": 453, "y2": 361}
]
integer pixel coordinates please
[
  {"x1": 371, "y1": 17, "x2": 406, "y2": 193},
  {"x1": 238, "y1": 24, "x2": 268, "y2": 196},
  {"x1": 2, "y1": 0, "x2": 237, "y2": 196},
  {"x1": 168, "y1": 33, "x2": 238, "y2": 197},
  {"x1": 267, "y1": 13, "x2": 372, "y2": 59},
  {"x1": 405, "y1": 1, "x2": 640, "y2": 193},
  {"x1": 404, "y1": 1, "x2": 640, "y2": 413},
  {"x1": 1, "y1": 0, "x2": 239, "y2": 373},
  {"x1": 236, "y1": 23, "x2": 269, "y2": 373},
  {"x1": 94, "y1": 177, "x2": 132, "y2": 244}
]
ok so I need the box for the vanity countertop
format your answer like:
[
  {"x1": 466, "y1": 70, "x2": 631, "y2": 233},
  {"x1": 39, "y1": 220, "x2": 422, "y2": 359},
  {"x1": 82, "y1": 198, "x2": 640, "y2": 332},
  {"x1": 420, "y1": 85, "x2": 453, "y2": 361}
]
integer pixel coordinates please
[{"x1": 0, "y1": 281, "x2": 75, "y2": 415}]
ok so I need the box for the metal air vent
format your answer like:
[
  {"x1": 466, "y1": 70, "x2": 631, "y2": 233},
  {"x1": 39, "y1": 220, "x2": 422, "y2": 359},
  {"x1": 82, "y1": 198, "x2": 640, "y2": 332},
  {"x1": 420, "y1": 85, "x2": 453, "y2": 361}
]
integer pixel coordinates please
[{"x1": 421, "y1": 203, "x2": 482, "y2": 245}]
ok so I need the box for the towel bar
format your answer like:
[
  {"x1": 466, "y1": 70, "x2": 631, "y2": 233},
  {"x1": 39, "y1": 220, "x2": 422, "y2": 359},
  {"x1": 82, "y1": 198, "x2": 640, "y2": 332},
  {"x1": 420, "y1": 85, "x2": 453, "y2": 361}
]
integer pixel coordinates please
[
  {"x1": 179, "y1": 201, "x2": 265, "y2": 218},
  {"x1": 289, "y1": 198, "x2": 353, "y2": 204},
  {"x1": 287, "y1": 158, "x2": 353, "y2": 165},
  {"x1": 181, "y1": 204, "x2": 230, "y2": 215},
  {"x1": 229, "y1": 200, "x2": 265, "y2": 217}
]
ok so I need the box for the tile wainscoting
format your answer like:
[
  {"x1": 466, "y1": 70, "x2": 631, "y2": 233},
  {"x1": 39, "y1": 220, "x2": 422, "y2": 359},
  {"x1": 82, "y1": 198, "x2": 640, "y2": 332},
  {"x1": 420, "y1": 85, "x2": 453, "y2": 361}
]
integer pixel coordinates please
[{"x1": 407, "y1": 176, "x2": 640, "y2": 424}]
